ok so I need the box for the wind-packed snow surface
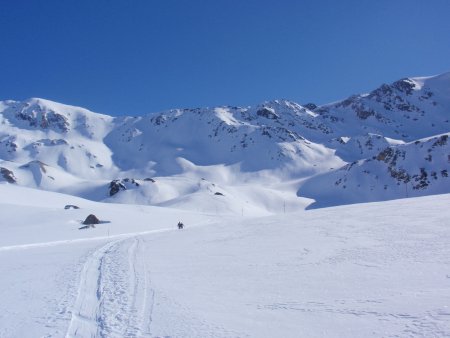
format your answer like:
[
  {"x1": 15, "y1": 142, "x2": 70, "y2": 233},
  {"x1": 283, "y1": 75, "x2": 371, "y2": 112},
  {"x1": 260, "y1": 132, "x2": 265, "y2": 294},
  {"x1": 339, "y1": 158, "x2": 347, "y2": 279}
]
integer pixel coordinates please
[{"x1": 0, "y1": 184, "x2": 449, "y2": 337}]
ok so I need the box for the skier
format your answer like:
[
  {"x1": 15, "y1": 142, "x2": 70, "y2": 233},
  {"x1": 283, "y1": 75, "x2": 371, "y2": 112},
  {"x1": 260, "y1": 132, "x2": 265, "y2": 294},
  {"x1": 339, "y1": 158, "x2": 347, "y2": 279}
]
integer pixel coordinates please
[{"x1": 177, "y1": 221, "x2": 184, "y2": 229}]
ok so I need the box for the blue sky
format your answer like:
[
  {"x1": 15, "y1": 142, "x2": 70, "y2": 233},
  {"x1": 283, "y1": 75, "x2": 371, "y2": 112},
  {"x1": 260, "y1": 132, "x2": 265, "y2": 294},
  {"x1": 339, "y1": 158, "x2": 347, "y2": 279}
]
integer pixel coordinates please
[{"x1": 1, "y1": 0, "x2": 449, "y2": 116}]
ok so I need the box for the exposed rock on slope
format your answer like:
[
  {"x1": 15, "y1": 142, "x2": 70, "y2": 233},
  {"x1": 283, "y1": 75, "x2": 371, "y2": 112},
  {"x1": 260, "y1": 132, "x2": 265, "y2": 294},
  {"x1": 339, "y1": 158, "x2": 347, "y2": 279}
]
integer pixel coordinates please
[
  {"x1": 300, "y1": 133, "x2": 450, "y2": 208},
  {"x1": 0, "y1": 167, "x2": 16, "y2": 183},
  {"x1": 0, "y1": 72, "x2": 449, "y2": 210},
  {"x1": 109, "y1": 178, "x2": 142, "y2": 196},
  {"x1": 314, "y1": 72, "x2": 450, "y2": 141}
]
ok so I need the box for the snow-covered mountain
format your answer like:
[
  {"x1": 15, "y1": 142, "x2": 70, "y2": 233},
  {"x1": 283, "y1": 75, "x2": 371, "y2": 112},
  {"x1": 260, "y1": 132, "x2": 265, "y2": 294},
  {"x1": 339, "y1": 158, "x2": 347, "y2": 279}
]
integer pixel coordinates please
[
  {"x1": 1, "y1": 72, "x2": 449, "y2": 211},
  {"x1": 300, "y1": 133, "x2": 449, "y2": 208}
]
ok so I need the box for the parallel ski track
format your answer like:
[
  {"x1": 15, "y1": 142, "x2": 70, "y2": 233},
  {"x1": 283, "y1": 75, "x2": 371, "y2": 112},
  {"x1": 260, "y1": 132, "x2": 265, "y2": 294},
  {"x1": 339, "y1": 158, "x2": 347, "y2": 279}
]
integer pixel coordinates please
[{"x1": 64, "y1": 231, "x2": 168, "y2": 337}]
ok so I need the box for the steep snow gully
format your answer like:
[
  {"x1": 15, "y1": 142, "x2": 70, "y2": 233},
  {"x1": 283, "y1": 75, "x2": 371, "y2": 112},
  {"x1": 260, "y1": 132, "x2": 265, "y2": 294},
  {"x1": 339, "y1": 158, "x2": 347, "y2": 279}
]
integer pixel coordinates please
[{"x1": 66, "y1": 235, "x2": 158, "y2": 338}]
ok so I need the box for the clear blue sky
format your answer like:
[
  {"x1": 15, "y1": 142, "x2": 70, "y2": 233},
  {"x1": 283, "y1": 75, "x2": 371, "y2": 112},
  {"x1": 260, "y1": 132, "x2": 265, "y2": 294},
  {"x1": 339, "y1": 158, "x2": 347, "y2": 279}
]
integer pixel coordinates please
[{"x1": 1, "y1": 0, "x2": 449, "y2": 116}]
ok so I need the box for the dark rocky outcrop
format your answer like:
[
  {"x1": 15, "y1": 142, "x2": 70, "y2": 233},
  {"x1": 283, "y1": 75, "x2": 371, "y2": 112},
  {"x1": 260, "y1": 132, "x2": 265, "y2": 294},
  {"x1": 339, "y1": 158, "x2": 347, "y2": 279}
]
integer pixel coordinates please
[
  {"x1": 0, "y1": 167, "x2": 17, "y2": 183},
  {"x1": 256, "y1": 107, "x2": 279, "y2": 119},
  {"x1": 15, "y1": 104, "x2": 70, "y2": 133},
  {"x1": 0, "y1": 137, "x2": 18, "y2": 155},
  {"x1": 392, "y1": 79, "x2": 416, "y2": 95},
  {"x1": 109, "y1": 178, "x2": 143, "y2": 196},
  {"x1": 109, "y1": 180, "x2": 127, "y2": 196},
  {"x1": 303, "y1": 103, "x2": 317, "y2": 111}
]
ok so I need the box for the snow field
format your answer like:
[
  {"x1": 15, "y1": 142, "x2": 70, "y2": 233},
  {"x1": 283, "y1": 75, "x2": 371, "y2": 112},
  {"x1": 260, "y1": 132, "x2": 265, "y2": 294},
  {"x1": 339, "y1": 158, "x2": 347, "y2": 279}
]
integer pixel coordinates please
[
  {"x1": 143, "y1": 197, "x2": 450, "y2": 337},
  {"x1": 0, "y1": 185, "x2": 449, "y2": 337}
]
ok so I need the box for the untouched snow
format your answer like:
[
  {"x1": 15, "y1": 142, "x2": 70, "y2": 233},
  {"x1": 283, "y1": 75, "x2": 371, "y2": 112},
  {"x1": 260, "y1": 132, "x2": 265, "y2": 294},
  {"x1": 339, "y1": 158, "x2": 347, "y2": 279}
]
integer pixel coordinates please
[{"x1": 0, "y1": 184, "x2": 449, "y2": 337}]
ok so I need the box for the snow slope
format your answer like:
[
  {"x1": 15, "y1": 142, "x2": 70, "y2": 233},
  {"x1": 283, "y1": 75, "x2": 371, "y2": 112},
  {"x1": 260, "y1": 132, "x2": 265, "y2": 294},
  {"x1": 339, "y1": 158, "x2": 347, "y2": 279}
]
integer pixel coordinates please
[
  {"x1": 300, "y1": 133, "x2": 450, "y2": 208},
  {"x1": 1, "y1": 71, "x2": 449, "y2": 210},
  {"x1": 0, "y1": 184, "x2": 449, "y2": 337}
]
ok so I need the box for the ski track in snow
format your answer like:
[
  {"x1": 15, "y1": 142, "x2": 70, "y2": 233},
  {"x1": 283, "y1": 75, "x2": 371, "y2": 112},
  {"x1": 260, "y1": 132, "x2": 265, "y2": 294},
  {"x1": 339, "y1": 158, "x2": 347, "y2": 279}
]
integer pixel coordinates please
[
  {"x1": 65, "y1": 236, "x2": 157, "y2": 338},
  {"x1": 0, "y1": 228, "x2": 173, "y2": 252},
  {"x1": 97, "y1": 237, "x2": 154, "y2": 337}
]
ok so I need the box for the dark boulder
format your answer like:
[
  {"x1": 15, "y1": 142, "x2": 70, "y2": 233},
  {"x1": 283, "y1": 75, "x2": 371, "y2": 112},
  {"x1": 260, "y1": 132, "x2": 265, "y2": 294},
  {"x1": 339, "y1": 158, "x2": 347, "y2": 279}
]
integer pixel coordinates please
[{"x1": 83, "y1": 214, "x2": 100, "y2": 225}]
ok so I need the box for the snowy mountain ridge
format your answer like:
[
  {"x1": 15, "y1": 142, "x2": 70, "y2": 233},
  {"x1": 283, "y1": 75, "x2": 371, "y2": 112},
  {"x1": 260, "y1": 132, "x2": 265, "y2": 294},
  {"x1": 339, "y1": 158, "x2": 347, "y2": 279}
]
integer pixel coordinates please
[{"x1": 1, "y1": 72, "x2": 449, "y2": 211}]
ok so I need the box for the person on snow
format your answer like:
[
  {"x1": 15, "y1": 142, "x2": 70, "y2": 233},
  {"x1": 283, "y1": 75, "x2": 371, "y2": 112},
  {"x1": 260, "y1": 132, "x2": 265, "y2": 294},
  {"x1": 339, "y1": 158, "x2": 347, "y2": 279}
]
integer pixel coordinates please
[{"x1": 177, "y1": 221, "x2": 184, "y2": 229}]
